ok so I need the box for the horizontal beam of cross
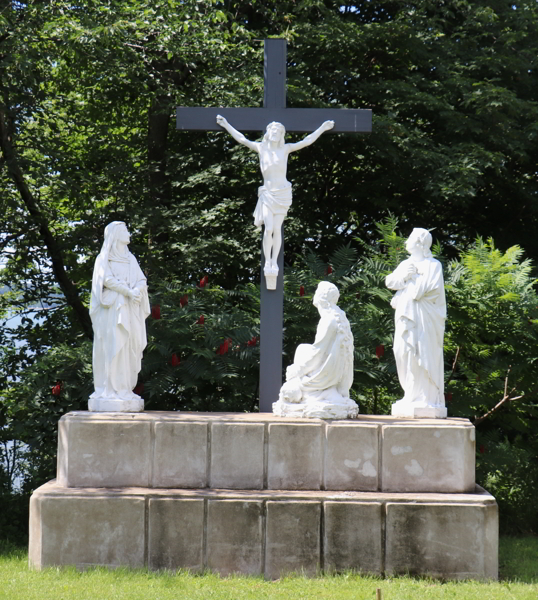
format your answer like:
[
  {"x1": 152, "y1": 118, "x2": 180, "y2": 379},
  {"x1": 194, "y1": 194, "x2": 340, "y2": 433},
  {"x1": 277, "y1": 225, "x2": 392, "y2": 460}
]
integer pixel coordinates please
[{"x1": 176, "y1": 107, "x2": 372, "y2": 133}]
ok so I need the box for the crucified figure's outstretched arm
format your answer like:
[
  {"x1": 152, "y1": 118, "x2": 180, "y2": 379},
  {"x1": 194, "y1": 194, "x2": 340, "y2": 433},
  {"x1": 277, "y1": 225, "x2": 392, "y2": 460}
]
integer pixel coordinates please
[
  {"x1": 216, "y1": 115, "x2": 259, "y2": 152},
  {"x1": 286, "y1": 120, "x2": 334, "y2": 153}
]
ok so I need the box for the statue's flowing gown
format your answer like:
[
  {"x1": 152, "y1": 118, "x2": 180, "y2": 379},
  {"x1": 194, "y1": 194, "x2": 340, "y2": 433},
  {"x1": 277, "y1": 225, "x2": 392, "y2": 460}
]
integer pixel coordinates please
[
  {"x1": 90, "y1": 252, "x2": 150, "y2": 399},
  {"x1": 293, "y1": 304, "x2": 354, "y2": 400}
]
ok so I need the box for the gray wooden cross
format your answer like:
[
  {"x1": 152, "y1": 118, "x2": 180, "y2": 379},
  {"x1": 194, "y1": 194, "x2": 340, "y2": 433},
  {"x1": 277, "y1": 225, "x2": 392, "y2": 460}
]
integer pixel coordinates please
[{"x1": 177, "y1": 39, "x2": 372, "y2": 412}]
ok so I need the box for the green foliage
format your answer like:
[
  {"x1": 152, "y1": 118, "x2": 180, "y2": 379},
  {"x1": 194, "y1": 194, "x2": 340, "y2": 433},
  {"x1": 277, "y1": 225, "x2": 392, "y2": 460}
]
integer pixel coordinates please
[
  {"x1": 141, "y1": 280, "x2": 261, "y2": 412},
  {"x1": 441, "y1": 238, "x2": 538, "y2": 532}
]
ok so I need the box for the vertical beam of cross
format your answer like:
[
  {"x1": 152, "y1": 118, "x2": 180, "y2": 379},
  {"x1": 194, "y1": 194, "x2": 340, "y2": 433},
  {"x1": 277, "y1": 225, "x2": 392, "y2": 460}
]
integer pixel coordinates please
[{"x1": 259, "y1": 40, "x2": 286, "y2": 412}]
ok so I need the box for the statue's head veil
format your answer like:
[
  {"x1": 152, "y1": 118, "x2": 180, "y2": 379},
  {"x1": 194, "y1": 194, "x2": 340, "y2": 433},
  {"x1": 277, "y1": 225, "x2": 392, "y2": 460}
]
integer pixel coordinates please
[
  {"x1": 411, "y1": 228, "x2": 433, "y2": 259},
  {"x1": 315, "y1": 281, "x2": 340, "y2": 308},
  {"x1": 90, "y1": 221, "x2": 127, "y2": 317}
]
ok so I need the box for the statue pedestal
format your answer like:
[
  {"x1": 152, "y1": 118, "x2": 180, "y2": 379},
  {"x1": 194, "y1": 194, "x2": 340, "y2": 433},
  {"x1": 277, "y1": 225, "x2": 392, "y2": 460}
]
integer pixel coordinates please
[
  {"x1": 29, "y1": 412, "x2": 498, "y2": 579},
  {"x1": 263, "y1": 267, "x2": 278, "y2": 290},
  {"x1": 88, "y1": 396, "x2": 144, "y2": 413},
  {"x1": 273, "y1": 397, "x2": 359, "y2": 419},
  {"x1": 391, "y1": 401, "x2": 448, "y2": 419}
]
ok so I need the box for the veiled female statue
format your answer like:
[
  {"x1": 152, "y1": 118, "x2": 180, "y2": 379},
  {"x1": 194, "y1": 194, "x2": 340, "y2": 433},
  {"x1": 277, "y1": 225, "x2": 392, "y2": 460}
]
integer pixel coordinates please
[
  {"x1": 273, "y1": 281, "x2": 358, "y2": 419},
  {"x1": 89, "y1": 221, "x2": 150, "y2": 412},
  {"x1": 385, "y1": 228, "x2": 447, "y2": 418}
]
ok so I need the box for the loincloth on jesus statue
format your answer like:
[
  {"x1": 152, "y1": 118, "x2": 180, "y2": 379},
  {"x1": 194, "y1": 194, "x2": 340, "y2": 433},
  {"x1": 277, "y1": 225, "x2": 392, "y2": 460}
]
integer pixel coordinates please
[{"x1": 253, "y1": 182, "x2": 292, "y2": 229}]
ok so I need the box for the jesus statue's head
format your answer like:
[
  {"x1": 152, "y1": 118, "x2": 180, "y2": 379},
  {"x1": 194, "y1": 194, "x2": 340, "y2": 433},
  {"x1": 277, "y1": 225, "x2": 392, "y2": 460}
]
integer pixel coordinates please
[{"x1": 263, "y1": 122, "x2": 286, "y2": 147}]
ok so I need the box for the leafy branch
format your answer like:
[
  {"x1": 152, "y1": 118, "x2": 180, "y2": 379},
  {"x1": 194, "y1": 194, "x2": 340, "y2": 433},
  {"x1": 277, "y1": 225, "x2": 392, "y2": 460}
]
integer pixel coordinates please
[{"x1": 473, "y1": 366, "x2": 524, "y2": 426}]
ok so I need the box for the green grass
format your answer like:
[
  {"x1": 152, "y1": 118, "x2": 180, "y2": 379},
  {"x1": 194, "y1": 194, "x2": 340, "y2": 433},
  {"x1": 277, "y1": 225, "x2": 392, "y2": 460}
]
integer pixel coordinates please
[
  {"x1": 499, "y1": 536, "x2": 538, "y2": 583},
  {"x1": 0, "y1": 537, "x2": 537, "y2": 600}
]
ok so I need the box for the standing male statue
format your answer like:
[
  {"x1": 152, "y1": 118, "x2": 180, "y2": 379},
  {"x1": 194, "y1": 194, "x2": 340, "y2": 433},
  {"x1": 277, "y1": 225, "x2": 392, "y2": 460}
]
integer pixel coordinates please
[
  {"x1": 385, "y1": 228, "x2": 447, "y2": 418},
  {"x1": 216, "y1": 115, "x2": 334, "y2": 288}
]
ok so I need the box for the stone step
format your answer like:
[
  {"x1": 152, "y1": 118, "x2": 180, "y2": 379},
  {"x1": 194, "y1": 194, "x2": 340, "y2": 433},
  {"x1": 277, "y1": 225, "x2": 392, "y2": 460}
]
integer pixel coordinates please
[
  {"x1": 29, "y1": 481, "x2": 498, "y2": 580},
  {"x1": 57, "y1": 412, "x2": 476, "y2": 493}
]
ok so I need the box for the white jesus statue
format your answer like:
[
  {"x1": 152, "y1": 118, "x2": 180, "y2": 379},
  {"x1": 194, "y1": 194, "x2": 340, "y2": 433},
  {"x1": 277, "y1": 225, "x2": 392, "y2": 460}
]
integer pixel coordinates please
[{"x1": 216, "y1": 115, "x2": 334, "y2": 288}]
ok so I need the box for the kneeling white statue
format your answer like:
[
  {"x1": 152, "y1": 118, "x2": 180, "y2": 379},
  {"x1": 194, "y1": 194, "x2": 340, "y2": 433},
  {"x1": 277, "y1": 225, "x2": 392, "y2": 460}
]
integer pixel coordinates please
[
  {"x1": 273, "y1": 281, "x2": 358, "y2": 419},
  {"x1": 385, "y1": 228, "x2": 447, "y2": 418},
  {"x1": 88, "y1": 221, "x2": 150, "y2": 412}
]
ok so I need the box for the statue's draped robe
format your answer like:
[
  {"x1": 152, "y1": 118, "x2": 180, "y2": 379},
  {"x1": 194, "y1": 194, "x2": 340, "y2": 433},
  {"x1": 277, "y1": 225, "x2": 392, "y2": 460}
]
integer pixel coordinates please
[
  {"x1": 253, "y1": 182, "x2": 292, "y2": 229},
  {"x1": 386, "y1": 257, "x2": 446, "y2": 406},
  {"x1": 89, "y1": 252, "x2": 150, "y2": 399},
  {"x1": 293, "y1": 305, "x2": 354, "y2": 400}
]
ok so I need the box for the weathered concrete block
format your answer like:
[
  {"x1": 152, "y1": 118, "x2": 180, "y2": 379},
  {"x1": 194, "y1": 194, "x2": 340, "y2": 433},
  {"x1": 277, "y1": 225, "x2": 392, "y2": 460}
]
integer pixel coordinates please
[
  {"x1": 267, "y1": 424, "x2": 322, "y2": 490},
  {"x1": 325, "y1": 424, "x2": 379, "y2": 491},
  {"x1": 324, "y1": 502, "x2": 383, "y2": 574},
  {"x1": 207, "y1": 500, "x2": 263, "y2": 575},
  {"x1": 382, "y1": 423, "x2": 475, "y2": 492},
  {"x1": 153, "y1": 422, "x2": 207, "y2": 488},
  {"x1": 265, "y1": 501, "x2": 321, "y2": 578},
  {"x1": 56, "y1": 412, "x2": 477, "y2": 493},
  {"x1": 57, "y1": 415, "x2": 152, "y2": 488},
  {"x1": 29, "y1": 479, "x2": 498, "y2": 581},
  {"x1": 29, "y1": 490, "x2": 145, "y2": 569},
  {"x1": 210, "y1": 423, "x2": 265, "y2": 489},
  {"x1": 385, "y1": 501, "x2": 498, "y2": 579},
  {"x1": 148, "y1": 498, "x2": 204, "y2": 571}
]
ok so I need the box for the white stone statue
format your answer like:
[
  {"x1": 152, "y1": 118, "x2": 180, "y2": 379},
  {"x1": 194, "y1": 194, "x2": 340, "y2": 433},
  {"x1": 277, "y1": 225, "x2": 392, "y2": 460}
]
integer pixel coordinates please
[
  {"x1": 88, "y1": 221, "x2": 150, "y2": 412},
  {"x1": 385, "y1": 228, "x2": 447, "y2": 418},
  {"x1": 216, "y1": 115, "x2": 334, "y2": 289},
  {"x1": 273, "y1": 281, "x2": 358, "y2": 419}
]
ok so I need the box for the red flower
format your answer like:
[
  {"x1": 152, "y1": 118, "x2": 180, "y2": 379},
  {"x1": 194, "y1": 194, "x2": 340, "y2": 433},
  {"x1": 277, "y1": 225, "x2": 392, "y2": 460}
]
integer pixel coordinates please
[
  {"x1": 197, "y1": 314, "x2": 205, "y2": 325},
  {"x1": 326, "y1": 265, "x2": 333, "y2": 275},
  {"x1": 200, "y1": 275, "x2": 209, "y2": 288},
  {"x1": 479, "y1": 444, "x2": 486, "y2": 454},
  {"x1": 151, "y1": 305, "x2": 161, "y2": 320},
  {"x1": 375, "y1": 344, "x2": 385, "y2": 359},
  {"x1": 134, "y1": 383, "x2": 144, "y2": 395},
  {"x1": 180, "y1": 294, "x2": 188, "y2": 308},
  {"x1": 444, "y1": 392, "x2": 453, "y2": 402},
  {"x1": 247, "y1": 335, "x2": 258, "y2": 347},
  {"x1": 170, "y1": 353, "x2": 180, "y2": 366},
  {"x1": 217, "y1": 339, "x2": 230, "y2": 355},
  {"x1": 299, "y1": 285, "x2": 305, "y2": 297},
  {"x1": 51, "y1": 382, "x2": 62, "y2": 396}
]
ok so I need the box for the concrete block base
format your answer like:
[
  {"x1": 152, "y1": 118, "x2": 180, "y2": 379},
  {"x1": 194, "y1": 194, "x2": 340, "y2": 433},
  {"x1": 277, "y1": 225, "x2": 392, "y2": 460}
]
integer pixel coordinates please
[
  {"x1": 56, "y1": 412, "x2": 475, "y2": 493},
  {"x1": 32, "y1": 411, "x2": 496, "y2": 580},
  {"x1": 29, "y1": 481, "x2": 498, "y2": 580}
]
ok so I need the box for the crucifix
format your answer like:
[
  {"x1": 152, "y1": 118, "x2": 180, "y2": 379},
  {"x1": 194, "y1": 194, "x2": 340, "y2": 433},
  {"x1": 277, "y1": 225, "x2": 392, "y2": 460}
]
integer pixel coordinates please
[{"x1": 177, "y1": 39, "x2": 372, "y2": 412}]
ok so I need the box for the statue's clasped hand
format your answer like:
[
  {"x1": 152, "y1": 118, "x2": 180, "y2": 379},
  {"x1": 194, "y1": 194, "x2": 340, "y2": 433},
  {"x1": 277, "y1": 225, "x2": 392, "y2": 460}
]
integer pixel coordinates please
[
  {"x1": 129, "y1": 288, "x2": 142, "y2": 304},
  {"x1": 404, "y1": 263, "x2": 418, "y2": 281}
]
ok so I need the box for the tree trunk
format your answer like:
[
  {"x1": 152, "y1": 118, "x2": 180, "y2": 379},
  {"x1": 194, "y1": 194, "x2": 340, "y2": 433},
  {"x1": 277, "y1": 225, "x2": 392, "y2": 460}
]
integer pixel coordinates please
[{"x1": 0, "y1": 102, "x2": 93, "y2": 339}]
